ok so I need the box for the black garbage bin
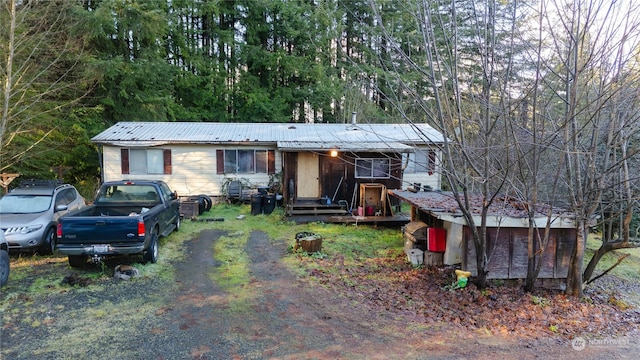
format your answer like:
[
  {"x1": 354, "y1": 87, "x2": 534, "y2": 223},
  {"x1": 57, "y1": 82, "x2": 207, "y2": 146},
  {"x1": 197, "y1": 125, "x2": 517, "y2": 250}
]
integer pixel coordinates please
[
  {"x1": 263, "y1": 194, "x2": 276, "y2": 215},
  {"x1": 250, "y1": 193, "x2": 263, "y2": 215}
]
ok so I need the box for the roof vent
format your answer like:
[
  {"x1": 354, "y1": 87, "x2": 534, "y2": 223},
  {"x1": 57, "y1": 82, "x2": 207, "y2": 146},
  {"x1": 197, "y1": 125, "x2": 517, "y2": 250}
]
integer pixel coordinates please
[{"x1": 348, "y1": 112, "x2": 359, "y2": 130}]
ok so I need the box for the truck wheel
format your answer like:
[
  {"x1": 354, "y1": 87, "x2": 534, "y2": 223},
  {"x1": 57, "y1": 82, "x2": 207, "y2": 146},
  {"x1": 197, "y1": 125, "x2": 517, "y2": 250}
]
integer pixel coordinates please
[
  {"x1": 0, "y1": 250, "x2": 9, "y2": 287},
  {"x1": 143, "y1": 233, "x2": 159, "y2": 264},
  {"x1": 41, "y1": 227, "x2": 56, "y2": 255},
  {"x1": 174, "y1": 214, "x2": 181, "y2": 232},
  {"x1": 68, "y1": 255, "x2": 87, "y2": 268}
]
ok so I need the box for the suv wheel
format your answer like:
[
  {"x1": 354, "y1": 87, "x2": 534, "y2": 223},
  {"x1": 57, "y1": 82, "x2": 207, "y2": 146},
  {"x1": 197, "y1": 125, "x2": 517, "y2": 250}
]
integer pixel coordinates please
[{"x1": 0, "y1": 250, "x2": 10, "y2": 287}]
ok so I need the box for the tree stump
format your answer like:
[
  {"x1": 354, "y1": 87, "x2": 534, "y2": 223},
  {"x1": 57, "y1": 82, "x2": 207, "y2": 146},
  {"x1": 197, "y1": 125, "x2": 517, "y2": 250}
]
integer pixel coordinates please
[
  {"x1": 424, "y1": 251, "x2": 444, "y2": 266},
  {"x1": 295, "y1": 232, "x2": 323, "y2": 253}
]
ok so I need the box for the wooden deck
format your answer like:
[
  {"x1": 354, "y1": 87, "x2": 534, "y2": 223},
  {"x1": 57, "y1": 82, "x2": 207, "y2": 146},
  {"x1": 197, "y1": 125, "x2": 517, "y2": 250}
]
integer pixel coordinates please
[
  {"x1": 286, "y1": 202, "x2": 348, "y2": 216},
  {"x1": 287, "y1": 212, "x2": 411, "y2": 225},
  {"x1": 284, "y1": 198, "x2": 410, "y2": 225}
]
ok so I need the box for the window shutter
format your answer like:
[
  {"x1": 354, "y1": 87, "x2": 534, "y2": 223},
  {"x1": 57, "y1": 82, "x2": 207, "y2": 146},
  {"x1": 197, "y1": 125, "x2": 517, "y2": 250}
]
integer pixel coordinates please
[
  {"x1": 216, "y1": 150, "x2": 224, "y2": 174},
  {"x1": 121, "y1": 149, "x2": 130, "y2": 174},
  {"x1": 163, "y1": 149, "x2": 172, "y2": 174},
  {"x1": 268, "y1": 150, "x2": 275, "y2": 175}
]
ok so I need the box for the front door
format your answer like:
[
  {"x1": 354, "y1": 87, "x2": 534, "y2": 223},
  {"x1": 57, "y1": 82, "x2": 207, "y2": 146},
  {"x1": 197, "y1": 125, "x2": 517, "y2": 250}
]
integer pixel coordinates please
[{"x1": 296, "y1": 152, "x2": 319, "y2": 199}]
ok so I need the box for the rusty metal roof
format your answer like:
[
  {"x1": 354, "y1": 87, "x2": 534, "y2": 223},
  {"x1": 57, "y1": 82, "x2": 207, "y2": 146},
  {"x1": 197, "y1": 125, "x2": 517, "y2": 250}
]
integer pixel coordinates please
[{"x1": 91, "y1": 122, "x2": 445, "y2": 147}]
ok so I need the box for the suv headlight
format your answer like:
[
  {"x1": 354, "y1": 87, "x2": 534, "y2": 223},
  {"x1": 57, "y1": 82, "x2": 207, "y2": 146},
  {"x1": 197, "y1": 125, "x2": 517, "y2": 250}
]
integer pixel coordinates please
[{"x1": 5, "y1": 224, "x2": 43, "y2": 235}]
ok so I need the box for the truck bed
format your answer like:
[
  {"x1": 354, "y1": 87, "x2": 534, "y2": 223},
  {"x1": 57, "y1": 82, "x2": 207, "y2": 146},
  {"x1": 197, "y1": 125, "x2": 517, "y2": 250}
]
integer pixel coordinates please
[{"x1": 74, "y1": 204, "x2": 158, "y2": 217}]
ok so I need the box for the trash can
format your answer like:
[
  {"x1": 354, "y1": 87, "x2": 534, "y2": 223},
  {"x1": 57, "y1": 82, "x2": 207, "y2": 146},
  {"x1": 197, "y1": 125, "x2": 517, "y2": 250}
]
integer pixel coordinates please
[
  {"x1": 250, "y1": 193, "x2": 263, "y2": 215},
  {"x1": 408, "y1": 249, "x2": 424, "y2": 266},
  {"x1": 262, "y1": 194, "x2": 276, "y2": 215}
]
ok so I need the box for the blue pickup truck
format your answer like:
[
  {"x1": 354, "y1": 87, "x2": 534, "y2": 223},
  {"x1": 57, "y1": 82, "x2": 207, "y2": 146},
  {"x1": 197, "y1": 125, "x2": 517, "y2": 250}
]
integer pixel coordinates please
[{"x1": 56, "y1": 180, "x2": 181, "y2": 267}]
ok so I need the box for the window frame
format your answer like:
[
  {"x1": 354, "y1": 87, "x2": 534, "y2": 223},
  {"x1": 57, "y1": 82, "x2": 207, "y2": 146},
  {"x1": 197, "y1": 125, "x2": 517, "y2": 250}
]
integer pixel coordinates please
[
  {"x1": 120, "y1": 148, "x2": 172, "y2": 175},
  {"x1": 217, "y1": 149, "x2": 275, "y2": 175},
  {"x1": 355, "y1": 158, "x2": 391, "y2": 179}
]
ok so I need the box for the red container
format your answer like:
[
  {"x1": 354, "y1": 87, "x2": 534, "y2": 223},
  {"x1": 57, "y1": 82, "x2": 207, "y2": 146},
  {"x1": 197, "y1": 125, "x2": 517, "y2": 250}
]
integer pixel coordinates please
[
  {"x1": 427, "y1": 228, "x2": 446, "y2": 252},
  {"x1": 365, "y1": 206, "x2": 375, "y2": 216}
]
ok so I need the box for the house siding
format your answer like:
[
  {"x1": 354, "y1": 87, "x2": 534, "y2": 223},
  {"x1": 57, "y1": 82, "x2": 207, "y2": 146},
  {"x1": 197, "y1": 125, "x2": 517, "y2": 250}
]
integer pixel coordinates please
[
  {"x1": 402, "y1": 146, "x2": 441, "y2": 190},
  {"x1": 102, "y1": 145, "x2": 282, "y2": 197}
]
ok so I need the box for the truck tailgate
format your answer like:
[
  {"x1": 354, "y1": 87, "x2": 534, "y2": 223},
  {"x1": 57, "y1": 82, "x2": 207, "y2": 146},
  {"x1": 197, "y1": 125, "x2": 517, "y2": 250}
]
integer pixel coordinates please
[{"x1": 59, "y1": 216, "x2": 142, "y2": 244}]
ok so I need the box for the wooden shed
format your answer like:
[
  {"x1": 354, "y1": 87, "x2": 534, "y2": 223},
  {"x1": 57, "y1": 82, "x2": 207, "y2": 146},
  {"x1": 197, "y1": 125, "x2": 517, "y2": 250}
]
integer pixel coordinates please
[{"x1": 388, "y1": 190, "x2": 577, "y2": 286}]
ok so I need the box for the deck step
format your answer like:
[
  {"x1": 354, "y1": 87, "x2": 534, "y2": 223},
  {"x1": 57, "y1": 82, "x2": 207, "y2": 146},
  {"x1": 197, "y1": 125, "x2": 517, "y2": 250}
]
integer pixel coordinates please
[{"x1": 287, "y1": 208, "x2": 349, "y2": 216}]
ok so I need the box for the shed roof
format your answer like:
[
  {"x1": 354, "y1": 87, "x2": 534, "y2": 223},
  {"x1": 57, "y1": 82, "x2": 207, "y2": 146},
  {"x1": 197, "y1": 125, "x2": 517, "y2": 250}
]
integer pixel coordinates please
[
  {"x1": 389, "y1": 190, "x2": 576, "y2": 228},
  {"x1": 91, "y1": 122, "x2": 444, "y2": 148}
]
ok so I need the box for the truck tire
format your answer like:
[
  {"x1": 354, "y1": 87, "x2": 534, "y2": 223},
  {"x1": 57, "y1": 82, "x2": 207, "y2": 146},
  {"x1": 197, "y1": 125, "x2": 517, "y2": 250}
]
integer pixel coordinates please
[
  {"x1": 68, "y1": 255, "x2": 87, "y2": 268},
  {"x1": 199, "y1": 195, "x2": 213, "y2": 211},
  {"x1": 41, "y1": 227, "x2": 56, "y2": 255},
  {"x1": 143, "y1": 232, "x2": 159, "y2": 264},
  {"x1": 174, "y1": 214, "x2": 181, "y2": 232},
  {"x1": 0, "y1": 250, "x2": 9, "y2": 287}
]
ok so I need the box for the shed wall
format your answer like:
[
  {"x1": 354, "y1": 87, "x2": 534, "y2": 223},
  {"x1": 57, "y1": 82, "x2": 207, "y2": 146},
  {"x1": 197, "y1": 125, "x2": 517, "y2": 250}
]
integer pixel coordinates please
[{"x1": 463, "y1": 227, "x2": 576, "y2": 279}]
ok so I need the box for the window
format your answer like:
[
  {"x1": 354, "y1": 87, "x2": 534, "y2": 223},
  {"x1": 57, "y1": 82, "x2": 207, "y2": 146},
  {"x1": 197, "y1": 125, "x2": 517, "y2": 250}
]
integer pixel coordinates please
[
  {"x1": 121, "y1": 149, "x2": 172, "y2": 175},
  {"x1": 55, "y1": 189, "x2": 77, "y2": 207},
  {"x1": 217, "y1": 149, "x2": 275, "y2": 175},
  {"x1": 355, "y1": 158, "x2": 390, "y2": 179}
]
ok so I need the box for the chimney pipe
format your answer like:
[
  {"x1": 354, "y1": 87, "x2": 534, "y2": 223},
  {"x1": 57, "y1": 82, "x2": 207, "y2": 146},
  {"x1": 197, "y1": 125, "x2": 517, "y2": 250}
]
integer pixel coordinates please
[{"x1": 351, "y1": 111, "x2": 357, "y2": 125}]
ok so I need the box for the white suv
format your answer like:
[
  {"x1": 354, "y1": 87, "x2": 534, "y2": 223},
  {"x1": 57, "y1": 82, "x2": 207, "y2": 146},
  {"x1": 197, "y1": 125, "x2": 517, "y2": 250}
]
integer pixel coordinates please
[
  {"x1": 0, "y1": 180, "x2": 86, "y2": 254},
  {"x1": 0, "y1": 231, "x2": 8, "y2": 287}
]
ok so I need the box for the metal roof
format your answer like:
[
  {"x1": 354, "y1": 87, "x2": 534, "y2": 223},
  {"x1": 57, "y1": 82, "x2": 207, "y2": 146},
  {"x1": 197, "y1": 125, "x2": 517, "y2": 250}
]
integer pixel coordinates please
[
  {"x1": 91, "y1": 122, "x2": 445, "y2": 148},
  {"x1": 277, "y1": 141, "x2": 414, "y2": 152}
]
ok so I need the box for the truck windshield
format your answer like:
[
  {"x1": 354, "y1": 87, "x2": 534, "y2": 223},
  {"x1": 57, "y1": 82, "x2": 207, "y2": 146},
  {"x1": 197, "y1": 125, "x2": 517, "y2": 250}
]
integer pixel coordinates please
[{"x1": 0, "y1": 195, "x2": 53, "y2": 214}]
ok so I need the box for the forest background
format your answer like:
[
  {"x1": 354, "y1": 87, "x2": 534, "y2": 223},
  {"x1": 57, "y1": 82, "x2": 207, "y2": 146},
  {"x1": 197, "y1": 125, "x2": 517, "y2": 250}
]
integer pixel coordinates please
[{"x1": 2, "y1": 0, "x2": 640, "y2": 294}]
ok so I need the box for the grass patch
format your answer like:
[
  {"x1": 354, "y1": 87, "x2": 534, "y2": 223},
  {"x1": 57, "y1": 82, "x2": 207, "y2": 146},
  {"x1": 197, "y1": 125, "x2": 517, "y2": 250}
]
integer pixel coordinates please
[
  {"x1": 585, "y1": 234, "x2": 640, "y2": 281},
  {"x1": 210, "y1": 231, "x2": 254, "y2": 306}
]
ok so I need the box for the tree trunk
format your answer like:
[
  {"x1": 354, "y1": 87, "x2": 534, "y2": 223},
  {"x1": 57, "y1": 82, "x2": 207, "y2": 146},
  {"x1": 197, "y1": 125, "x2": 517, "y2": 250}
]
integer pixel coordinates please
[
  {"x1": 473, "y1": 228, "x2": 488, "y2": 289},
  {"x1": 583, "y1": 239, "x2": 636, "y2": 283},
  {"x1": 566, "y1": 224, "x2": 586, "y2": 296}
]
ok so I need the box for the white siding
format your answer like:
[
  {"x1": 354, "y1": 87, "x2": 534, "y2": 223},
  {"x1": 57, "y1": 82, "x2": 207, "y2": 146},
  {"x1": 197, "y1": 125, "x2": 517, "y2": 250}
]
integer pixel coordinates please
[
  {"x1": 402, "y1": 173, "x2": 440, "y2": 191},
  {"x1": 102, "y1": 145, "x2": 283, "y2": 197},
  {"x1": 402, "y1": 147, "x2": 441, "y2": 190},
  {"x1": 443, "y1": 222, "x2": 463, "y2": 265}
]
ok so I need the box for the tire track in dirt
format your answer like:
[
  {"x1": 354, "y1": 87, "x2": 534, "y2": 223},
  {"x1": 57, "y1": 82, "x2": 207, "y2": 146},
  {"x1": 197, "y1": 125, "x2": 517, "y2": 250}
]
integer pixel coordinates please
[{"x1": 151, "y1": 229, "x2": 443, "y2": 359}]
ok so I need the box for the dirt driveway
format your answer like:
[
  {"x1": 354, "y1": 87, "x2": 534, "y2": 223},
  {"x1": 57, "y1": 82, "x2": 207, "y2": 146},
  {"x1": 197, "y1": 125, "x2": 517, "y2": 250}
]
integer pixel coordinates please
[{"x1": 1, "y1": 229, "x2": 638, "y2": 359}]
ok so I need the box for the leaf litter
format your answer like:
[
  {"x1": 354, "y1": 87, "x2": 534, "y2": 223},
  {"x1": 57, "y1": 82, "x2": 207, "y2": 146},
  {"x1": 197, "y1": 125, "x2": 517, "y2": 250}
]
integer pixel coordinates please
[{"x1": 301, "y1": 250, "x2": 640, "y2": 341}]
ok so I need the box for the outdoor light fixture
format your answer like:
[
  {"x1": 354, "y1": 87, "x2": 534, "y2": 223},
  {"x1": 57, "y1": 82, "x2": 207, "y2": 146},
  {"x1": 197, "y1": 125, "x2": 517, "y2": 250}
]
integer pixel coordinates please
[{"x1": 330, "y1": 150, "x2": 338, "y2": 157}]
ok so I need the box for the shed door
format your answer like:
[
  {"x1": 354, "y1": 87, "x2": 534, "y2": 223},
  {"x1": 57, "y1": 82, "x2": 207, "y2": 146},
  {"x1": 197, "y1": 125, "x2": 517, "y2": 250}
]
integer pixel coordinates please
[{"x1": 297, "y1": 152, "x2": 319, "y2": 198}]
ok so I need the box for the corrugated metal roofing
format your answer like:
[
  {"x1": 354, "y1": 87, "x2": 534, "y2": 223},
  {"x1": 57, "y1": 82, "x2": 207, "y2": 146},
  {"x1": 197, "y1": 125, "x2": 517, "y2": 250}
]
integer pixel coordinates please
[
  {"x1": 277, "y1": 141, "x2": 413, "y2": 152},
  {"x1": 91, "y1": 122, "x2": 445, "y2": 147}
]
